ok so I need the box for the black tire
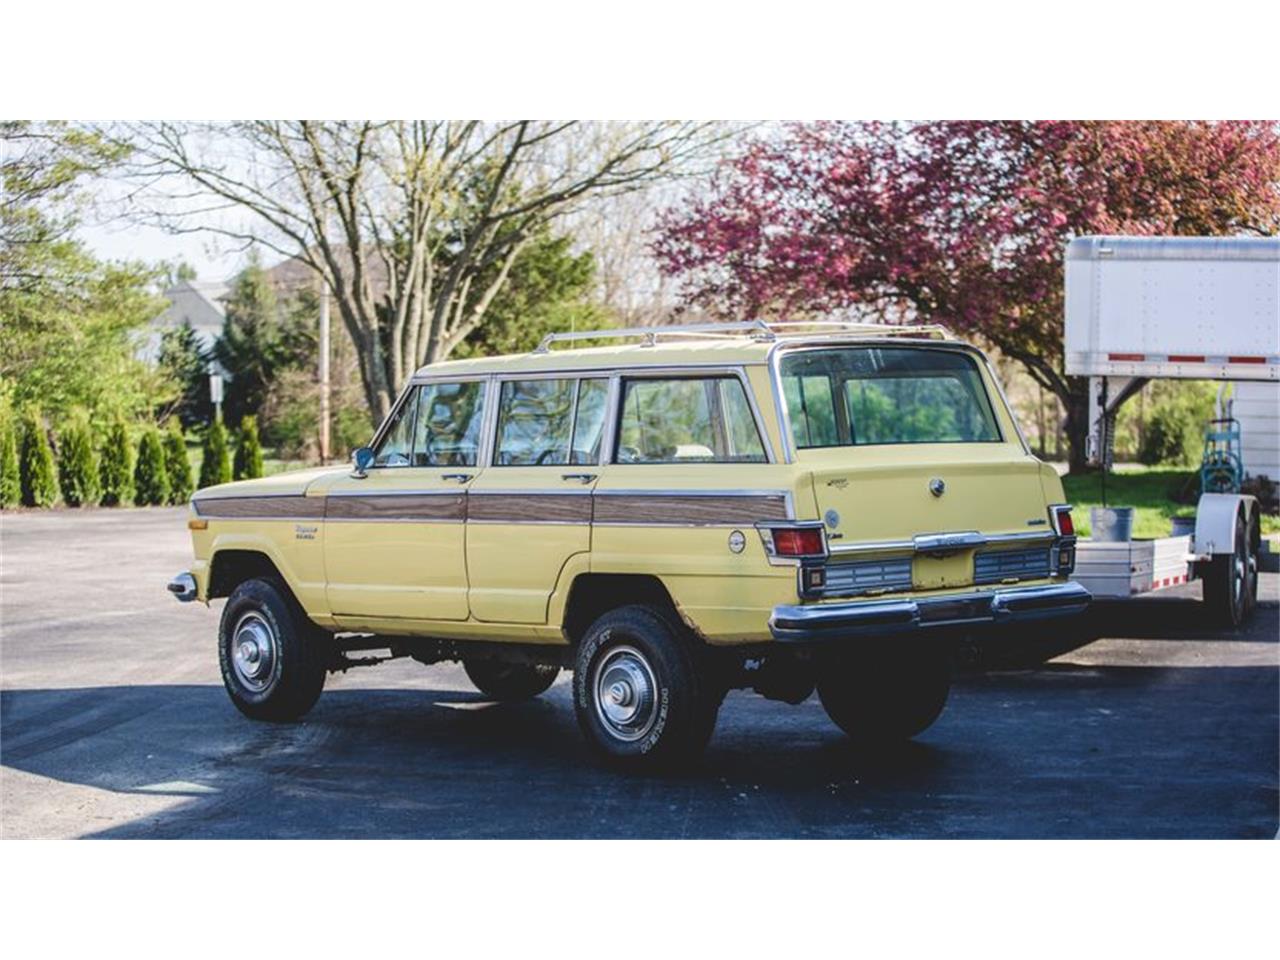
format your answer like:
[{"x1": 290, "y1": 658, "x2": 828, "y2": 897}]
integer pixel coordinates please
[
  {"x1": 816, "y1": 645, "x2": 951, "y2": 742},
  {"x1": 572, "y1": 604, "x2": 717, "y2": 768},
  {"x1": 218, "y1": 577, "x2": 328, "y2": 722},
  {"x1": 463, "y1": 659, "x2": 559, "y2": 701},
  {"x1": 1202, "y1": 514, "x2": 1252, "y2": 628}
]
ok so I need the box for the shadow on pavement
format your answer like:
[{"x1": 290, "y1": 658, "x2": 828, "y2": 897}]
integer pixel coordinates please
[{"x1": 3, "y1": 655, "x2": 1276, "y2": 839}]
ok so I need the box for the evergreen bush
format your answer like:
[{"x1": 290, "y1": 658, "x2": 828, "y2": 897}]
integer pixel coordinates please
[
  {"x1": 57, "y1": 410, "x2": 100, "y2": 506},
  {"x1": 18, "y1": 408, "x2": 58, "y2": 507},
  {"x1": 199, "y1": 417, "x2": 232, "y2": 489},
  {"x1": 163, "y1": 419, "x2": 195, "y2": 504},
  {"x1": 134, "y1": 426, "x2": 170, "y2": 506},
  {"x1": 99, "y1": 416, "x2": 134, "y2": 506},
  {"x1": 233, "y1": 415, "x2": 264, "y2": 480},
  {"x1": 0, "y1": 407, "x2": 19, "y2": 508}
]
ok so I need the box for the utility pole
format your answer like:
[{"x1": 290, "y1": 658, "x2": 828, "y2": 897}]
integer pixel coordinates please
[{"x1": 318, "y1": 282, "x2": 331, "y2": 463}]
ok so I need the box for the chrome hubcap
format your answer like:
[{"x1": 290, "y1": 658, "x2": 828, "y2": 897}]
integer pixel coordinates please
[
  {"x1": 593, "y1": 646, "x2": 658, "y2": 742},
  {"x1": 231, "y1": 612, "x2": 276, "y2": 692}
]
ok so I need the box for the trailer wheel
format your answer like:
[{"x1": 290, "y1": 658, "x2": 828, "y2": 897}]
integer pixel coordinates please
[{"x1": 1202, "y1": 514, "x2": 1252, "y2": 628}]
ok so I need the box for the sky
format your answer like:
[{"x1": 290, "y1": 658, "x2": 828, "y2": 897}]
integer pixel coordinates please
[{"x1": 76, "y1": 217, "x2": 251, "y2": 283}]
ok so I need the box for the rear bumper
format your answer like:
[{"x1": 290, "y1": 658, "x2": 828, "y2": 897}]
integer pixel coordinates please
[{"x1": 769, "y1": 580, "x2": 1091, "y2": 642}]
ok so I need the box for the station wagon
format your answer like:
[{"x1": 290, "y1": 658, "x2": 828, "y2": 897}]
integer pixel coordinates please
[{"x1": 170, "y1": 321, "x2": 1089, "y2": 766}]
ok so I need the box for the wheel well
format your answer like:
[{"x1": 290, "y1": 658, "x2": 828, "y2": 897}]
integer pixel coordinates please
[
  {"x1": 208, "y1": 550, "x2": 287, "y2": 600},
  {"x1": 561, "y1": 574, "x2": 681, "y2": 644}
]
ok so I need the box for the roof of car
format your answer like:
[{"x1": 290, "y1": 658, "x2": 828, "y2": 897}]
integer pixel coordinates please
[{"x1": 411, "y1": 323, "x2": 958, "y2": 379}]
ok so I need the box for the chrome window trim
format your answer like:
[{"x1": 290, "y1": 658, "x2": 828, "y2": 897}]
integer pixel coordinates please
[
  {"x1": 766, "y1": 338, "x2": 1028, "y2": 463},
  {"x1": 326, "y1": 488, "x2": 466, "y2": 498}
]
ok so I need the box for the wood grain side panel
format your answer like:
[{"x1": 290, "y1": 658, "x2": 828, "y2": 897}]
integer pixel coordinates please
[
  {"x1": 593, "y1": 494, "x2": 790, "y2": 525},
  {"x1": 467, "y1": 493, "x2": 592, "y2": 523},
  {"x1": 325, "y1": 494, "x2": 465, "y2": 521},
  {"x1": 194, "y1": 496, "x2": 325, "y2": 519}
]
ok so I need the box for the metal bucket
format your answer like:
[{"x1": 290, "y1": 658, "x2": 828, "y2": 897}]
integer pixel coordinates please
[
  {"x1": 1170, "y1": 516, "x2": 1197, "y2": 538},
  {"x1": 1090, "y1": 506, "x2": 1134, "y2": 542}
]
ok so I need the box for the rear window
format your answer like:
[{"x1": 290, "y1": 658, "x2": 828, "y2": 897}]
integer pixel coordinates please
[{"x1": 780, "y1": 347, "x2": 1001, "y2": 447}]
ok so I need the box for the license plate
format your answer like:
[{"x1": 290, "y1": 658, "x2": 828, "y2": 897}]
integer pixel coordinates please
[{"x1": 912, "y1": 550, "x2": 975, "y2": 590}]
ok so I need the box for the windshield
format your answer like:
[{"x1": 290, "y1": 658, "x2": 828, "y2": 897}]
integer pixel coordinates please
[{"x1": 780, "y1": 347, "x2": 1002, "y2": 448}]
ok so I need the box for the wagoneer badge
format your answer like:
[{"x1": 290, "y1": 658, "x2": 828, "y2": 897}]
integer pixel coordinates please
[{"x1": 929, "y1": 478, "x2": 946, "y2": 498}]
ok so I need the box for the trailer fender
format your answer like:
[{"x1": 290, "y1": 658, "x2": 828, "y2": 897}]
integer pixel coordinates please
[{"x1": 1193, "y1": 493, "x2": 1257, "y2": 557}]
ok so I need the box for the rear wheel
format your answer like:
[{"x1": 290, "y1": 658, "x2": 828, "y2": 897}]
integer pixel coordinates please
[
  {"x1": 1202, "y1": 514, "x2": 1253, "y2": 628},
  {"x1": 218, "y1": 578, "x2": 328, "y2": 721},
  {"x1": 463, "y1": 659, "x2": 559, "y2": 701},
  {"x1": 816, "y1": 645, "x2": 951, "y2": 743},
  {"x1": 572, "y1": 604, "x2": 717, "y2": 768}
]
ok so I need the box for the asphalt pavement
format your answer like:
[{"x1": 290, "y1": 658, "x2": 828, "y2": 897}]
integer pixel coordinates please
[{"x1": 2, "y1": 507, "x2": 1276, "y2": 838}]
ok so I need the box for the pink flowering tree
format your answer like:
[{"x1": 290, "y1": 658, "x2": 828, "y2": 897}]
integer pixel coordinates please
[{"x1": 655, "y1": 121, "x2": 1280, "y2": 472}]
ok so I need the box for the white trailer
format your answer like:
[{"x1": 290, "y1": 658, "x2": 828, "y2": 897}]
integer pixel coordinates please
[{"x1": 1063, "y1": 235, "x2": 1279, "y2": 625}]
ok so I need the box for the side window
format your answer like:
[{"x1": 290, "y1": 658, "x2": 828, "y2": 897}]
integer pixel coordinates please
[
  {"x1": 495, "y1": 379, "x2": 576, "y2": 466},
  {"x1": 373, "y1": 386, "x2": 418, "y2": 466},
  {"x1": 411, "y1": 381, "x2": 487, "y2": 466},
  {"x1": 570, "y1": 378, "x2": 609, "y2": 465},
  {"x1": 615, "y1": 377, "x2": 767, "y2": 464}
]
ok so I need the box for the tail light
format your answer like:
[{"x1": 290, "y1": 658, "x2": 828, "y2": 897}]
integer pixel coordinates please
[
  {"x1": 1051, "y1": 505, "x2": 1075, "y2": 537},
  {"x1": 758, "y1": 523, "x2": 828, "y2": 560},
  {"x1": 1050, "y1": 505, "x2": 1076, "y2": 575}
]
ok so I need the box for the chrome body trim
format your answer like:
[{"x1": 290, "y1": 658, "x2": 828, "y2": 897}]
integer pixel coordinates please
[
  {"x1": 167, "y1": 572, "x2": 197, "y2": 602},
  {"x1": 829, "y1": 529, "x2": 1055, "y2": 557},
  {"x1": 769, "y1": 581, "x2": 1091, "y2": 641},
  {"x1": 913, "y1": 530, "x2": 987, "y2": 553}
]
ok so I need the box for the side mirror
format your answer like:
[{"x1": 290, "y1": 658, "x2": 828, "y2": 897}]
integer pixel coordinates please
[{"x1": 351, "y1": 446, "x2": 375, "y2": 478}]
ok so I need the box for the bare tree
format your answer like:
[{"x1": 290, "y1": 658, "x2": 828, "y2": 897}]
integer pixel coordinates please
[{"x1": 118, "y1": 121, "x2": 727, "y2": 422}]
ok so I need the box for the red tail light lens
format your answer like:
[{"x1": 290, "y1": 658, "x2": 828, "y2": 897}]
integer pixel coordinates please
[
  {"x1": 1054, "y1": 506, "x2": 1075, "y2": 536},
  {"x1": 770, "y1": 526, "x2": 826, "y2": 557}
]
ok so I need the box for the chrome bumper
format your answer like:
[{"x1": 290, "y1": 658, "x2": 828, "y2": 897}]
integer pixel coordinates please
[
  {"x1": 769, "y1": 581, "x2": 1091, "y2": 642},
  {"x1": 167, "y1": 572, "x2": 197, "y2": 603}
]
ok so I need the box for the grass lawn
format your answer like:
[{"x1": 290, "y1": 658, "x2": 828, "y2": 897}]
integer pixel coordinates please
[{"x1": 1062, "y1": 467, "x2": 1280, "y2": 538}]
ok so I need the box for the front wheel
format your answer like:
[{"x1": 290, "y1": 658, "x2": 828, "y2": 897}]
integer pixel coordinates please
[
  {"x1": 816, "y1": 645, "x2": 951, "y2": 743},
  {"x1": 572, "y1": 605, "x2": 717, "y2": 768},
  {"x1": 218, "y1": 578, "x2": 328, "y2": 722},
  {"x1": 463, "y1": 659, "x2": 559, "y2": 701}
]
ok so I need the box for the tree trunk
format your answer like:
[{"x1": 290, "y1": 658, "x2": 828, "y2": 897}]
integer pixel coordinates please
[{"x1": 1062, "y1": 375, "x2": 1092, "y2": 475}]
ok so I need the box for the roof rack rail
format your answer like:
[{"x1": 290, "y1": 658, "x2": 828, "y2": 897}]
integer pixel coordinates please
[{"x1": 532, "y1": 320, "x2": 952, "y2": 353}]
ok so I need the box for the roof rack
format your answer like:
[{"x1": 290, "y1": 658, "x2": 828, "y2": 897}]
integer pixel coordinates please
[{"x1": 532, "y1": 320, "x2": 952, "y2": 353}]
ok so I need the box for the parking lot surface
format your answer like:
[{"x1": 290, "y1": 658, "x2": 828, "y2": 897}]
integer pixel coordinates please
[{"x1": 2, "y1": 507, "x2": 1276, "y2": 838}]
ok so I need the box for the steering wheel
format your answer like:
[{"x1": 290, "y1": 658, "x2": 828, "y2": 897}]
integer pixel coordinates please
[{"x1": 535, "y1": 449, "x2": 560, "y2": 466}]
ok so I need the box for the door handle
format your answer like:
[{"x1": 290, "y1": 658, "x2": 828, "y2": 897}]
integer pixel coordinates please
[
  {"x1": 442, "y1": 473, "x2": 473, "y2": 483},
  {"x1": 561, "y1": 473, "x2": 597, "y2": 484}
]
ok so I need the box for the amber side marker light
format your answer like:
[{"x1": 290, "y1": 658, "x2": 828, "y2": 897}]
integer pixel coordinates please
[{"x1": 188, "y1": 518, "x2": 209, "y2": 531}]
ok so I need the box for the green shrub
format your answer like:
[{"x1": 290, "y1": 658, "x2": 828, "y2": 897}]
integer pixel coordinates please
[
  {"x1": 0, "y1": 408, "x2": 19, "y2": 509},
  {"x1": 133, "y1": 426, "x2": 170, "y2": 506},
  {"x1": 18, "y1": 409, "x2": 58, "y2": 507},
  {"x1": 99, "y1": 416, "x2": 134, "y2": 506},
  {"x1": 233, "y1": 414, "x2": 264, "y2": 480},
  {"x1": 57, "y1": 410, "x2": 100, "y2": 506},
  {"x1": 199, "y1": 418, "x2": 232, "y2": 489},
  {"x1": 1140, "y1": 404, "x2": 1197, "y2": 466},
  {"x1": 163, "y1": 419, "x2": 194, "y2": 504}
]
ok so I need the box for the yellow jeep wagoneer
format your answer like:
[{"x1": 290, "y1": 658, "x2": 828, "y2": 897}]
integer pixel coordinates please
[{"x1": 171, "y1": 321, "x2": 1088, "y2": 766}]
